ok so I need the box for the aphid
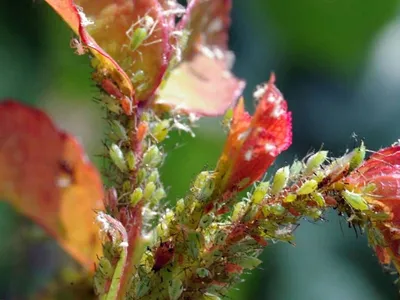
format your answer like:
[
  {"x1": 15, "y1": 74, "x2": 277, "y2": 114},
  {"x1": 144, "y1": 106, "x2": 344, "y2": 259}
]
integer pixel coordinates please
[
  {"x1": 232, "y1": 201, "x2": 247, "y2": 222},
  {"x1": 341, "y1": 190, "x2": 369, "y2": 211},
  {"x1": 98, "y1": 257, "x2": 113, "y2": 278},
  {"x1": 130, "y1": 187, "x2": 143, "y2": 206},
  {"x1": 125, "y1": 15, "x2": 161, "y2": 58},
  {"x1": 349, "y1": 142, "x2": 366, "y2": 172},
  {"x1": 142, "y1": 145, "x2": 162, "y2": 167},
  {"x1": 296, "y1": 179, "x2": 318, "y2": 195},
  {"x1": 126, "y1": 151, "x2": 136, "y2": 171},
  {"x1": 168, "y1": 278, "x2": 183, "y2": 300},
  {"x1": 251, "y1": 182, "x2": 270, "y2": 205},
  {"x1": 109, "y1": 143, "x2": 127, "y2": 172},
  {"x1": 221, "y1": 108, "x2": 233, "y2": 131},
  {"x1": 70, "y1": 37, "x2": 87, "y2": 55},
  {"x1": 192, "y1": 171, "x2": 215, "y2": 201},
  {"x1": 231, "y1": 255, "x2": 262, "y2": 270},
  {"x1": 131, "y1": 70, "x2": 147, "y2": 84},
  {"x1": 271, "y1": 166, "x2": 290, "y2": 195},
  {"x1": 305, "y1": 151, "x2": 328, "y2": 174},
  {"x1": 110, "y1": 120, "x2": 128, "y2": 141},
  {"x1": 143, "y1": 182, "x2": 156, "y2": 201}
]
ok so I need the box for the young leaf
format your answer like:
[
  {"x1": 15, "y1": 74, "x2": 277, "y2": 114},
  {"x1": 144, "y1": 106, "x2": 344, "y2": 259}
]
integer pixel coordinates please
[{"x1": 0, "y1": 100, "x2": 104, "y2": 271}]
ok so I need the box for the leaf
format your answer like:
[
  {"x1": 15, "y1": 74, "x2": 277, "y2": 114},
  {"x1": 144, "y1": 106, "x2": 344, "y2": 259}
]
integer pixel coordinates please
[
  {"x1": 0, "y1": 100, "x2": 104, "y2": 271},
  {"x1": 215, "y1": 75, "x2": 292, "y2": 193},
  {"x1": 45, "y1": 0, "x2": 173, "y2": 104},
  {"x1": 156, "y1": 0, "x2": 245, "y2": 116}
]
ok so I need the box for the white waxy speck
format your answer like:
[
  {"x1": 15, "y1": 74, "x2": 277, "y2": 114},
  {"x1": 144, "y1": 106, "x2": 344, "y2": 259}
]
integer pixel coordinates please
[
  {"x1": 267, "y1": 94, "x2": 276, "y2": 103},
  {"x1": 244, "y1": 150, "x2": 253, "y2": 161},
  {"x1": 207, "y1": 18, "x2": 223, "y2": 33},
  {"x1": 265, "y1": 143, "x2": 277, "y2": 153},
  {"x1": 57, "y1": 177, "x2": 71, "y2": 188},
  {"x1": 213, "y1": 48, "x2": 224, "y2": 60},
  {"x1": 119, "y1": 241, "x2": 129, "y2": 248},
  {"x1": 199, "y1": 46, "x2": 215, "y2": 59},
  {"x1": 271, "y1": 105, "x2": 284, "y2": 118},
  {"x1": 253, "y1": 84, "x2": 266, "y2": 100},
  {"x1": 238, "y1": 129, "x2": 250, "y2": 141}
]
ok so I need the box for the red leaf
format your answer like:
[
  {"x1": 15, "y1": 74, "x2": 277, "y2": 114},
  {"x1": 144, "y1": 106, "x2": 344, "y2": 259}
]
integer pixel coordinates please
[
  {"x1": 45, "y1": 0, "x2": 173, "y2": 105},
  {"x1": 215, "y1": 74, "x2": 292, "y2": 193},
  {"x1": 0, "y1": 100, "x2": 104, "y2": 271},
  {"x1": 156, "y1": 0, "x2": 245, "y2": 116}
]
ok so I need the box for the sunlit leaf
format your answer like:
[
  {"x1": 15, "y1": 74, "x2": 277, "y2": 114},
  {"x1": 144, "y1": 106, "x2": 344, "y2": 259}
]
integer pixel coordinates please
[
  {"x1": 157, "y1": 0, "x2": 245, "y2": 116},
  {"x1": 0, "y1": 100, "x2": 104, "y2": 271}
]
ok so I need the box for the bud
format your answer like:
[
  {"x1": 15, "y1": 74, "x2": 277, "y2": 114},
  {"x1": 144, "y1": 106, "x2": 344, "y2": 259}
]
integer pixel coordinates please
[
  {"x1": 305, "y1": 151, "x2": 328, "y2": 174},
  {"x1": 143, "y1": 145, "x2": 162, "y2": 167},
  {"x1": 271, "y1": 166, "x2": 290, "y2": 195},
  {"x1": 109, "y1": 143, "x2": 127, "y2": 172}
]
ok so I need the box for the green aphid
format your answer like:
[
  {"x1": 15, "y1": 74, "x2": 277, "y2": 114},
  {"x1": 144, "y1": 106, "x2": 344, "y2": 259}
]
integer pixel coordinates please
[
  {"x1": 143, "y1": 182, "x2": 156, "y2": 201},
  {"x1": 193, "y1": 171, "x2": 215, "y2": 201},
  {"x1": 349, "y1": 141, "x2": 366, "y2": 172},
  {"x1": 187, "y1": 231, "x2": 202, "y2": 259},
  {"x1": 109, "y1": 143, "x2": 127, "y2": 172},
  {"x1": 93, "y1": 272, "x2": 106, "y2": 295},
  {"x1": 290, "y1": 160, "x2": 303, "y2": 178},
  {"x1": 126, "y1": 151, "x2": 136, "y2": 171},
  {"x1": 196, "y1": 268, "x2": 212, "y2": 278},
  {"x1": 126, "y1": 15, "x2": 158, "y2": 52},
  {"x1": 110, "y1": 120, "x2": 128, "y2": 141},
  {"x1": 311, "y1": 192, "x2": 326, "y2": 207},
  {"x1": 136, "y1": 276, "x2": 151, "y2": 298},
  {"x1": 131, "y1": 70, "x2": 146, "y2": 84},
  {"x1": 199, "y1": 214, "x2": 213, "y2": 229},
  {"x1": 296, "y1": 179, "x2": 318, "y2": 195},
  {"x1": 152, "y1": 120, "x2": 170, "y2": 143},
  {"x1": 98, "y1": 257, "x2": 113, "y2": 278},
  {"x1": 283, "y1": 193, "x2": 297, "y2": 203},
  {"x1": 130, "y1": 187, "x2": 143, "y2": 206},
  {"x1": 203, "y1": 293, "x2": 221, "y2": 300},
  {"x1": 152, "y1": 187, "x2": 166, "y2": 204},
  {"x1": 232, "y1": 201, "x2": 247, "y2": 222},
  {"x1": 342, "y1": 190, "x2": 369, "y2": 211},
  {"x1": 305, "y1": 151, "x2": 328, "y2": 174},
  {"x1": 231, "y1": 255, "x2": 262, "y2": 270},
  {"x1": 142, "y1": 145, "x2": 162, "y2": 167},
  {"x1": 136, "y1": 169, "x2": 147, "y2": 185},
  {"x1": 271, "y1": 166, "x2": 290, "y2": 195},
  {"x1": 251, "y1": 182, "x2": 270, "y2": 204},
  {"x1": 168, "y1": 279, "x2": 183, "y2": 300},
  {"x1": 147, "y1": 170, "x2": 160, "y2": 183},
  {"x1": 214, "y1": 230, "x2": 227, "y2": 246},
  {"x1": 268, "y1": 204, "x2": 285, "y2": 216}
]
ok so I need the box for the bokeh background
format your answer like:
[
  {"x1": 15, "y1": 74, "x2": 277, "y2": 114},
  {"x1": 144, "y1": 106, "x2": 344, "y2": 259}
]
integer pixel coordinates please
[{"x1": 1, "y1": 0, "x2": 400, "y2": 299}]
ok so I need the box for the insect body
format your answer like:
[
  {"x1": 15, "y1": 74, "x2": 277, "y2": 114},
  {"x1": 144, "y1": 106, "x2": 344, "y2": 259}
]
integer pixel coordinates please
[{"x1": 125, "y1": 15, "x2": 161, "y2": 56}]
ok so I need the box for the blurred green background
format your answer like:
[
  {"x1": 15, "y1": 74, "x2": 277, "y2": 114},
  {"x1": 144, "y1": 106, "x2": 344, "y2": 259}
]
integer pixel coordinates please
[{"x1": 1, "y1": 0, "x2": 400, "y2": 299}]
